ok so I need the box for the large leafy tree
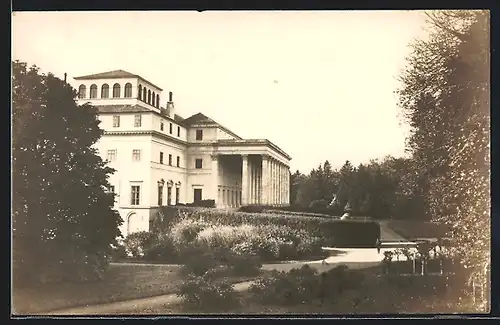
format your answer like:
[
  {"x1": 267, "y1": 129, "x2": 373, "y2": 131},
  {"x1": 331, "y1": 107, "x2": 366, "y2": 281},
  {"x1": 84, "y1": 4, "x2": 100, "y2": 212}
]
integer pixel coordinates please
[
  {"x1": 12, "y1": 61, "x2": 123, "y2": 284},
  {"x1": 397, "y1": 10, "x2": 490, "y2": 275}
]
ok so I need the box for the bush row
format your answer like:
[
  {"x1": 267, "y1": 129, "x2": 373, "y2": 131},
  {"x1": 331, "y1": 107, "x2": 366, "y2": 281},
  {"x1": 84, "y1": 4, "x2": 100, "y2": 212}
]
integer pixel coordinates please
[{"x1": 169, "y1": 207, "x2": 381, "y2": 248}]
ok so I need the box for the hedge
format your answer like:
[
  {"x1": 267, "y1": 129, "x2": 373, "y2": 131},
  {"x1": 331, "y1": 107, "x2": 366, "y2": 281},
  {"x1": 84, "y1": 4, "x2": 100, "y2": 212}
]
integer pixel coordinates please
[{"x1": 154, "y1": 206, "x2": 381, "y2": 248}]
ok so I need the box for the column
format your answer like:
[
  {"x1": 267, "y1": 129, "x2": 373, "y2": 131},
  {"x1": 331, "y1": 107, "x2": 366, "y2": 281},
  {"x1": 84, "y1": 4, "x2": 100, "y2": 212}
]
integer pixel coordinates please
[
  {"x1": 261, "y1": 155, "x2": 269, "y2": 205},
  {"x1": 252, "y1": 160, "x2": 257, "y2": 205},
  {"x1": 270, "y1": 159, "x2": 274, "y2": 206},
  {"x1": 257, "y1": 160, "x2": 261, "y2": 205},
  {"x1": 272, "y1": 159, "x2": 276, "y2": 206},
  {"x1": 241, "y1": 155, "x2": 249, "y2": 206},
  {"x1": 211, "y1": 154, "x2": 219, "y2": 207},
  {"x1": 286, "y1": 167, "x2": 290, "y2": 205}
]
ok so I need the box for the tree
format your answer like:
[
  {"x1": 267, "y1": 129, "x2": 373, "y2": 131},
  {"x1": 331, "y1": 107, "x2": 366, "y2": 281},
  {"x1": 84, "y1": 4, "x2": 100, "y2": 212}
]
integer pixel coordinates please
[
  {"x1": 12, "y1": 61, "x2": 123, "y2": 285},
  {"x1": 396, "y1": 10, "x2": 490, "y2": 302}
]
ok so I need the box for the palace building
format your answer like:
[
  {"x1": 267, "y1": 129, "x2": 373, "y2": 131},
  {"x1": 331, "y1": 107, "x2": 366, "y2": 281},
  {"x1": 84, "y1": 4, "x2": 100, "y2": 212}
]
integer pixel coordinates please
[{"x1": 73, "y1": 70, "x2": 292, "y2": 236}]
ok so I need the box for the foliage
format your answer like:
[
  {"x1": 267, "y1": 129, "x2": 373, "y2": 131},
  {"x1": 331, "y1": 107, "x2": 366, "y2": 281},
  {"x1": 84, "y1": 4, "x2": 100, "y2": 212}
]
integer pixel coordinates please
[
  {"x1": 122, "y1": 231, "x2": 156, "y2": 258},
  {"x1": 178, "y1": 273, "x2": 241, "y2": 312},
  {"x1": 12, "y1": 61, "x2": 122, "y2": 285},
  {"x1": 249, "y1": 265, "x2": 364, "y2": 306},
  {"x1": 396, "y1": 10, "x2": 490, "y2": 276}
]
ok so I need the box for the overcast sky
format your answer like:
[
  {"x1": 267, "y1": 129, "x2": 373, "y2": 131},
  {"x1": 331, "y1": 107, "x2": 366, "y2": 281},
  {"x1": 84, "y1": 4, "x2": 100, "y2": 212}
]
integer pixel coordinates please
[{"x1": 12, "y1": 11, "x2": 429, "y2": 172}]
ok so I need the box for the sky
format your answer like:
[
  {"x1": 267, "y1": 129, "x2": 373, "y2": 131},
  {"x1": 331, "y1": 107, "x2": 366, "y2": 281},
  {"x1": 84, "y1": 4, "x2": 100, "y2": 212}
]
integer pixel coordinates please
[{"x1": 12, "y1": 11, "x2": 430, "y2": 173}]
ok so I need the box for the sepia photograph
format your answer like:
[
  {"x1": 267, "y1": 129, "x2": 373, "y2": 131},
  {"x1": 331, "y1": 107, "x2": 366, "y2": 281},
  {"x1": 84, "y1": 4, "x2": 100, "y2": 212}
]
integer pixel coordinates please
[{"x1": 11, "y1": 10, "x2": 490, "y2": 316}]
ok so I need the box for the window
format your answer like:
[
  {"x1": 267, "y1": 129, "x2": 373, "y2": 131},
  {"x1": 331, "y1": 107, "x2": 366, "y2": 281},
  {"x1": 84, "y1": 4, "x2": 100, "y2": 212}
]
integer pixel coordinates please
[
  {"x1": 138, "y1": 85, "x2": 142, "y2": 100},
  {"x1": 143, "y1": 87, "x2": 147, "y2": 102},
  {"x1": 113, "y1": 115, "x2": 120, "y2": 127},
  {"x1": 193, "y1": 189, "x2": 202, "y2": 203},
  {"x1": 90, "y1": 84, "x2": 98, "y2": 98},
  {"x1": 113, "y1": 83, "x2": 121, "y2": 98},
  {"x1": 107, "y1": 149, "x2": 117, "y2": 162},
  {"x1": 196, "y1": 129, "x2": 203, "y2": 141},
  {"x1": 132, "y1": 149, "x2": 141, "y2": 161},
  {"x1": 124, "y1": 83, "x2": 132, "y2": 98},
  {"x1": 177, "y1": 126, "x2": 180, "y2": 137},
  {"x1": 168, "y1": 154, "x2": 173, "y2": 166},
  {"x1": 176, "y1": 156, "x2": 180, "y2": 167},
  {"x1": 169, "y1": 123, "x2": 173, "y2": 134},
  {"x1": 131, "y1": 186, "x2": 140, "y2": 205},
  {"x1": 175, "y1": 187, "x2": 180, "y2": 205},
  {"x1": 156, "y1": 94, "x2": 160, "y2": 108},
  {"x1": 134, "y1": 114, "x2": 142, "y2": 127},
  {"x1": 158, "y1": 184, "x2": 163, "y2": 206},
  {"x1": 160, "y1": 152, "x2": 164, "y2": 164},
  {"x1": 148, "y1": 90, "x2": 151, "y2": 104},
  {"x1": 160, "y1": 121, "x2": 164, "y2": 131},
  {"x1": 78, "y1": 85, "x2": 86, "y2": 99},
  {"x1": 101, "y1": 84, "x2": 109, "y2": 98},
  {"x1": 195, "y1": 158, "x2": 203, "y2": 169},
  {"x1": 167, "y1": 187, "x2": 172, "y2": 206},
  {"x1": 152, "y1": 91, "x2": 156, "y2": 106}
]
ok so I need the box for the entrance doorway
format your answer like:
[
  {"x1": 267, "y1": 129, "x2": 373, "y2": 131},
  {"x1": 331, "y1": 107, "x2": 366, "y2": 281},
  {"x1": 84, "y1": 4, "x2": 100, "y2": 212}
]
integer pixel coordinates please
[{"x1": 193, "y1": 188, "x2": 202, "y2": 203}]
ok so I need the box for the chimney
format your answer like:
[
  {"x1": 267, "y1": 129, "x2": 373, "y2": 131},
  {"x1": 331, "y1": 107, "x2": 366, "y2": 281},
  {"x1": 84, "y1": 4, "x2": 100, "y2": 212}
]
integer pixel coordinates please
[{"x1": 166, "y1": 91, "x2": 175, "y2": 118}]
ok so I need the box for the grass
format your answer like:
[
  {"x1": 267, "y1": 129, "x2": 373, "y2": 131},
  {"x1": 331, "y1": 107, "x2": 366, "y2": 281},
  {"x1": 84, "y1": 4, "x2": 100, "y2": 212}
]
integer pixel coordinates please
[
  {"x1": 12, "y1": 263, "x2": 260, "y2": 315},
  {"x1": 12, "y1": 263, "x2": 184, "y2": 315}
]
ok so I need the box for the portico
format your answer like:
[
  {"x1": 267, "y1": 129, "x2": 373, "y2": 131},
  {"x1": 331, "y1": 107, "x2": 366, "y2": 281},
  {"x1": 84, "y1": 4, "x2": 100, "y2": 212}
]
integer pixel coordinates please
[{"x1": 210, "y1": 140, "x2": 291, "y2": 208}]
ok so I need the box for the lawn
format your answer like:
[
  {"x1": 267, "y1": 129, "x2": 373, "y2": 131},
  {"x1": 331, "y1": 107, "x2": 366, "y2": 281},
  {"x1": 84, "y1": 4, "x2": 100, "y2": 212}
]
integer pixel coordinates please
[
  {"x1": 12, "y1": 263, "x2": 184, "y2": 315},
  {"x1": 12, "y1": 263, "x2": 259, "y2": 315}
]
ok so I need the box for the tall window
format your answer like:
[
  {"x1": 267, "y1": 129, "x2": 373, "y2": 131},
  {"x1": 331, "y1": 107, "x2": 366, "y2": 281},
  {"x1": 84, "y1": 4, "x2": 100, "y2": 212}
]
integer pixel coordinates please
[
  {"x1": 176, "y1": 156, "x2": 180, "y2": 167},
  {"x1": 156, "y1": 94, "x2": 160, "y2": 108},
  {"x1": 124, "y1": 83, "x2": 132, "y2": 98},
  {"x1": 160, "y1": 152, "x2": 164, "y2": 164},
  {"x1": 138, "y1": 85, "x2": 142, "y2": 100},
  {"x1": 175, "y1": 187, "x2": 180, "y2": 205},
  {"x1": 107, "y1": 149, "x2": 117, "y2": 162},
  {"x1": 169, "y1": 123, "x2": 173, "y2": 134},
  {"x1": 132, "y1": 149, "x2": 141, "y2": 161},
  {"x1": 113, "y1": 115, "x2": 120, "y2": 127},
  {"x1": 193, "y1": 189, "x2": 202, "y2": 202},
  {"x1": 195, "y1": 158, "x2": 203, "y2": 169},
  {"x1": 143, "y1": 87, "x2": 147, "y2": 102},
  {"x1": 167, "y1": 187, "x2": 172, "y2": 206},
  {"x1": 152, "y1": 91, "x2": 156, "y2": 106},
  {"x1": 101, "y1": 84, "x2": 109, "y2": 98},
  {"x1": 148, "y1": 90, "x2": 151, "y2": 104},
  {"x1": 160, "y1": 121, "x2": 164, "y2": 131},
  {"x1": 113, "y1": 83, "x2": 121, "y2": 98},
  {"x1": 196, "y1": 129, "x2": 203, "y2": 140},
  {"x1": 168, "y1": 154, "x2": 173, "y2": 166},
  {"x1": 134, "y1": 114, "x2": 142, "y2": 127},
  {"x1": 78, "y1": 85, "x2": 86, "y2": 99},
  {"x1": 131, "y1": 185, "x2": 140, "y2": 205},
  {"x1": 90, "y1": 84, "x2": 98, "y2": 98},
  {"x1": 177, "y1": 126, "x2": 181, "y2": 137},
  {"x1": 158, "y1": 184, "x2": 163, "y2": 206}
]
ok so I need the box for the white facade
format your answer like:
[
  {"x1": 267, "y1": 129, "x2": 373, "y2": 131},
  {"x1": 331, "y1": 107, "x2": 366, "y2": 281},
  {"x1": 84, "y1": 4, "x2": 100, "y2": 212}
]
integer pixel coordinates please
[{"x1": 74, "y1": 70, "x2": 292, "y2": 237}]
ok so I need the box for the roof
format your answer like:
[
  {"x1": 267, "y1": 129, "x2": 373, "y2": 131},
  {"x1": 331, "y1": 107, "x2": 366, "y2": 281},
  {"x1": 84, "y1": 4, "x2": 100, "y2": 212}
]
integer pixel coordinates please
[
  {"x1": 182, "y1": 112, "x2": 217, "y2": 126},
  {"x1": 74, "y1": 70, "x2": 163, "y2": 91},
  {"x1": 95, "y1": 104, "x2": 184, "y2": 123},
  {"x1": 183, "y1": 112, "x2": 242, "y2": 140}
]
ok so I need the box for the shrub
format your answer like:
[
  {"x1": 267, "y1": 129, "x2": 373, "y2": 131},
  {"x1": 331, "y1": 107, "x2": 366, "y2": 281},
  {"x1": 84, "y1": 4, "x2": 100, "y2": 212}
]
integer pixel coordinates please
[
  {"x1": 249, "y1": 265, "x2": 321, "y2": 305},
  {"x1": 309, "y1": 199, "x2": 329, "y2": 210},
  {"x1": 180, "y1": 246, "x2": 219, "y2": 276},
  {"x1": 123, "y1": 231, "x2": 157, "y2": 258},
  {"x1": 142, "y1": 233, "x2": 179, "y2": 262},
  {"x1": 170, "y1": 218, "x2": 211, "y2": 247},
  {"x1": 178, "y1": 273, "x2": 241, "y2": 312}
]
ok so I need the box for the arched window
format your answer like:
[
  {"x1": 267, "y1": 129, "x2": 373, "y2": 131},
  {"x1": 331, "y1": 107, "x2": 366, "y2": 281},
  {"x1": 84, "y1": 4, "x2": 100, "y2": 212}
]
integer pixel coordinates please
[
  {"x1": 101, "y1": 84, "x2": 109, "y2": 98},
  {"x1": 143, "y1": 87, "x2": 147, "y2": 102},
  {"x1": 90, "y1": 84, "x2": 98, "y2": 98},
  {"x1": 152, "y1": 91, "x2": 156, "y2": 106},
  {"x1": 125, "y1": 83, "x2": 133, "y2": 98},
  {"x1": 78, "y1": 85, "x2": 86, "y2": 99},
  {"x1": 156, "y1": 94, "x2": 160, "y2": 108},
  {"x1": 113, "y1": 83, "x2": 121, "y2": 98},
  {"x1": 148, "y1": 90, "x2": 151, "y2": 104}
]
